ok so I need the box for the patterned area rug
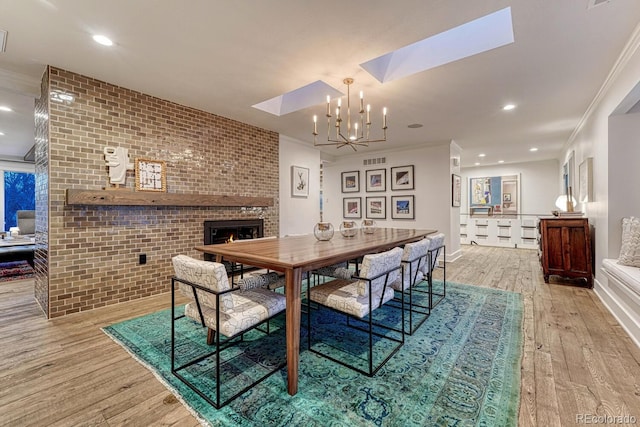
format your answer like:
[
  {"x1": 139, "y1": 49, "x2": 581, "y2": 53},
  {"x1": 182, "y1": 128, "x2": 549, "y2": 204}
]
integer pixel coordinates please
[
  {"x1": 0, "y1": 260, "x2": 34, "y2": 282},
  {"x1": 103, "y1": 281, "x2": 523, "y2": 426}
]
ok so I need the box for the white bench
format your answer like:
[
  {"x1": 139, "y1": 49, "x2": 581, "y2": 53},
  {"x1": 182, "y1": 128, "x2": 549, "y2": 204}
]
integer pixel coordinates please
[{"x1": 600, "y1": 259, "x2": 640, "y2": 347}]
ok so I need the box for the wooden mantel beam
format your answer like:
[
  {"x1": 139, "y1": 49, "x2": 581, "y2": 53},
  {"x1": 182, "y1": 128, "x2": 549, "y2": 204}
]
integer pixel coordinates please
[{"x1": 66, "y1": 189, "x2": 273, "y2": 207}]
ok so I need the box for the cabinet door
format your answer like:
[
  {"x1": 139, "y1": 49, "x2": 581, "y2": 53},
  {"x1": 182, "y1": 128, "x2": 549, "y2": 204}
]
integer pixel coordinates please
[
  {"x1": 544, "y1": 224, "x2": 566, "y2": 274},
  {"x1": 565, "y1": 225, "x2": 590, "y2": 274}
]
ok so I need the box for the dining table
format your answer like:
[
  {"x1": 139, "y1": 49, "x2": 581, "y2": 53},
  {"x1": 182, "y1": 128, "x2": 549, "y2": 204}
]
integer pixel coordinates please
[{"x1": 195, "y1": 227, "x2": 436, "y2": 396}]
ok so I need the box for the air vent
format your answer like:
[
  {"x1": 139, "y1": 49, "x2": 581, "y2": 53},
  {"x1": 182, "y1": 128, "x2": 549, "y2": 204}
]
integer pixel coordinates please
[
  {"x1": 0, "y1": 30, "x2": 7, "y2": 53},
  {"x1": 588, "y1": 0, "x2": 611, "y2": 9},
  {"x1": 363, "y1": 157, "x2": 386, "y2": 166}
]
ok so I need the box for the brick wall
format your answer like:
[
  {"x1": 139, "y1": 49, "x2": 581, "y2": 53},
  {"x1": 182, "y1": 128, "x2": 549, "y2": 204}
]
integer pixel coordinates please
[
  {"x1": 34, "y1": 68, "x2": 50, "y2": 316},
  {"x1": 41, "y1": 66, "x2": 279, "y2": 318}
]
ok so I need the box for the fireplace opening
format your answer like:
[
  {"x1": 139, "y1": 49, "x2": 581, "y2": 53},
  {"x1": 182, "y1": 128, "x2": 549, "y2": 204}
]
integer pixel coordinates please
[{"x1": 203, "y1": 219, "x2": 264, "y2": 274}]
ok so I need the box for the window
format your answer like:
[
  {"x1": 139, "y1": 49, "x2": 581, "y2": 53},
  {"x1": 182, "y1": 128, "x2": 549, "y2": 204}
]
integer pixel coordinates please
[{"x1": 4, "y1": 171, "x2": 35, "y2": 229}]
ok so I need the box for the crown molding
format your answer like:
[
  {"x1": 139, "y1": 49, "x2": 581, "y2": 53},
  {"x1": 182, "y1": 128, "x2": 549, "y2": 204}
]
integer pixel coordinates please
[{"x1": 564, "y1": 21, "x2": 640, "y2": 149}]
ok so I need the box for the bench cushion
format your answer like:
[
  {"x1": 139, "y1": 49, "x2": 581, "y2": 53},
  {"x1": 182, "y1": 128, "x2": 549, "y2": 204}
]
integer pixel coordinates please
[
  {"x1": 602, "y1": 258, "x2": 640, "y2": 296},
  {"x1": 619, "y1": 217, "x2": 640, "y2": 268}
]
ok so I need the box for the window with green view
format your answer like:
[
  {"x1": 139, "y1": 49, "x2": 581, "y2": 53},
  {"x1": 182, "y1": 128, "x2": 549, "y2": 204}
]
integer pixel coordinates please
[{"x1": 4, "y1": 171, "x2": 35, "y2": 230}]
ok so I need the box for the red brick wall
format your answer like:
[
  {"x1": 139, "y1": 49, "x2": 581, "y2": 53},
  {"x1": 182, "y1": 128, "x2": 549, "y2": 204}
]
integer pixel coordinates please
[{"x1": 41, "y1": 66, "x2": 279, "y2": 318}]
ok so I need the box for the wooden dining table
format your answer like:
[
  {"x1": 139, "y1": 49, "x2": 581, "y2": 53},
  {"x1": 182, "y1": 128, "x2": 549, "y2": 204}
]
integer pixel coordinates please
[{"x1": 195, "y1": 227, "x2": 436, "y2": 396}]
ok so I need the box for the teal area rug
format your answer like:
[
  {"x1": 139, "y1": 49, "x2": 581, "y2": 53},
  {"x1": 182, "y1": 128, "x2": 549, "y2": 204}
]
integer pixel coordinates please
[{"x1": 103, "y1": 281, "x2": 523, "y2": 426}]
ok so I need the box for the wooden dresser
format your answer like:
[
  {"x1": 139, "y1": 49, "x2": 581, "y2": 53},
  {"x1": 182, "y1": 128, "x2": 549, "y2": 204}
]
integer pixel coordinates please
[{"x1": 539, "y1": 217, "x2": 593, "y2": 287}]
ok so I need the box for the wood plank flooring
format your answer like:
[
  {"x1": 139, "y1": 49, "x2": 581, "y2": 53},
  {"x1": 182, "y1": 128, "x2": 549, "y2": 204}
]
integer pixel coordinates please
[{"x1": 1, "y1": 245, "x2": 639, "y2": 426}]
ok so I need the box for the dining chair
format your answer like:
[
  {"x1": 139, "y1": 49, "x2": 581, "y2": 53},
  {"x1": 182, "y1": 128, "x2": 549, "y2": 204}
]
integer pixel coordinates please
[
  {"x1": 237, "y1": 270, "x2": 285, "y2": 291},
  {"x1": 420, "y1": 233, "x2": 446, "y2": 309},
  {"x1": 314, "y1": 261, "x2": 354, "y2": 280},
  {"x1": 307, "y1": 247, "x2": 404, "y2": 376},
  {"x1": 16, "y1": 210, "x2": 35, "y2": 235},
  {"x1": 170, "y1": 255, "x2": 287, "y2": 408},
  {"x1": 389, "y1": 238, "x2": 431, "y2": 335},
  {"x1": 228, "y1": 235, "x2": 278, "y2": 284}
]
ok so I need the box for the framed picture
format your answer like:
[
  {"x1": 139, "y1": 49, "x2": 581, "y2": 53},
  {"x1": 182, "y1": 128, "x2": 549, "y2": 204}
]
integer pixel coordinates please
[
  {"x1": 391, "y1": 165, "x2": 414, "y2": 190},
  {"x1": 452, "y1": 174, "x2": 461, "y2": 207},
  {"x1": 579, "y1": 157, "x2": 593, "y2": 203},
  {"x1": 135, "y1": 158, "x2": 166, "y2": 192},
  {"x1": 343, "y1": 197, "x2": 362, "y2": 219},
  {"x1": 291, "y1": 165, "x2": 309, "y2": 197},
  {"x1": 341, "y1": 171, "x2": 360, "y2": 193},
  {"x1": 365, "y1": 169, "x2": 386, "y2": 192},
  {"x1": 365, "y1": 196, "x2": 386, "y2": 219},
  {"x1": 503, "y1": 193, "x2": 511, "y2": 202},
  {"x1": 391, "y1": 195, "x2": 415, "y2": 219}
]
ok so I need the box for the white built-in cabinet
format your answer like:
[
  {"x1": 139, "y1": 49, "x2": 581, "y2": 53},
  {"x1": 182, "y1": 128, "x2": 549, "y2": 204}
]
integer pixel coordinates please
[{"x1": 460, "y1": 214, "x2": 539, "y2": 249}]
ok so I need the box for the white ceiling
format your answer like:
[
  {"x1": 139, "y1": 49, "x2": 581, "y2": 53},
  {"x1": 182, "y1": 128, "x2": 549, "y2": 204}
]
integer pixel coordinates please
[{"x1": 0, "y1": 0, "x2": 639, "y2": 166}]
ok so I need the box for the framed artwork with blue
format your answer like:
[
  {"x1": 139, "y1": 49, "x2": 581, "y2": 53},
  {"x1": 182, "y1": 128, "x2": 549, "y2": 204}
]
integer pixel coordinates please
[{"x1": 391, "y1": 195, "x2": 414, "y2": 219}]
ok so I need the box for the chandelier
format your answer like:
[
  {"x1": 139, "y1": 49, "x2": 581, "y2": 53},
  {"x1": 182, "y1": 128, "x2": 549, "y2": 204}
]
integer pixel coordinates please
[{"x1": 312, "y1": 78, "x2": 387, "y2": 151}]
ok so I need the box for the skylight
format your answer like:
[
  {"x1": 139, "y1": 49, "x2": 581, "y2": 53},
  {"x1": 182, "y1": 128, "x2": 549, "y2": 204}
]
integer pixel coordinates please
[
  {"x1": 252, "y1": 80, "x2": 343, "y2": 116},
  {"x1": 360, "y1": 7, "x2": 514, "y2": 83}
]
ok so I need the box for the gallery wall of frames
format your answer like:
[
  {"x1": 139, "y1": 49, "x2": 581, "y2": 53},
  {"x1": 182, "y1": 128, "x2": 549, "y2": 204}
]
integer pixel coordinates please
[{"x1": 340, "y1": 165, "x2": 416, "y2": 221}]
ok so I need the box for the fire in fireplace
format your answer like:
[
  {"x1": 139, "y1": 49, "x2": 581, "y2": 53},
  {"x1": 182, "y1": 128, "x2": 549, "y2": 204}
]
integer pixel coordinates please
[{"x1": 203, "y1": 219, "x2": 264, "y2": 268}]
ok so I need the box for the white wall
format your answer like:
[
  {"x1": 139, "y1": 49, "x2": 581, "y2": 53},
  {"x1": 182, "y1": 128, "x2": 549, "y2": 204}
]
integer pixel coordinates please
[
  {"x1": 279, "y1": 135, "x2": 321, "y2": 237},
  {"x1": 559, "y1": 26, "x2": 640, "y2": 345},
  {"x1": 461, "y1": 159, "x2": 559, "y2": 215},
  {"x1": 323, "y1": 142, "x2": 460, "y2": 259},
  {"x1": 608, "y1": 112, "x2": 640, "y2": 257},
  {"x1": 449, "y1": 142, "x2": 462, "y2": 259},
  {"x1": 561, "y1": 28, "x2": 640, "y2": 281}
]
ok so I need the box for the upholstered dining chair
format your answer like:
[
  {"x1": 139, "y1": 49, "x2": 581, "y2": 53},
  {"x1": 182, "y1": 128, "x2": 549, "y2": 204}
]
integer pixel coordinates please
[
  {"x1": 420, "y1": 233, "x2": 446, "y2": 309},
  {"x1": 307, "y1": 247, "x2": 404, "y2": 376},
  {"x1": 389, "y1": 238, "x2": 431, "y2": 335},
  {"x1": 227, "y1": 235, "x2": 278, "y2": 284},
  {"x1": 170, "y1": 255, "x2": 287, "y2": 408},
  {"x1": 313, "y1": 261, "x2": 354, "y2": 280},
  {"x1": 16, "y1": 210, "x2": 35, "y2": 235}
]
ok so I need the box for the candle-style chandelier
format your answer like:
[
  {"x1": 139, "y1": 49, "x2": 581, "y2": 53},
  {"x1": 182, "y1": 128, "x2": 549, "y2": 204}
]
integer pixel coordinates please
[{"x1": 313, "y1": 78, "x2": 387, "y2": 151}]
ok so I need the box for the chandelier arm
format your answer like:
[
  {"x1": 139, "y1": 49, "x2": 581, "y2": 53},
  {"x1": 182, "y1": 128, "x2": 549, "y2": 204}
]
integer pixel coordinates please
[{"x1": 312, "y1": 77, "x2": 387, "y2": 151}]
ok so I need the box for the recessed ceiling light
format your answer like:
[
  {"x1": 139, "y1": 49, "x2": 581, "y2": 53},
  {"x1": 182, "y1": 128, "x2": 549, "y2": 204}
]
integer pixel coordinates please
[
  {"x1": 0, "y1": 131, "x2": 4, "y2": 136},
  {"x1": 0, "y1": 106, "x2": 12, "y2": 112},
  {"x1": 503, "y1": 104, "x2": 516, "y2": 111},
  {"x1": 478, "y1": 153, "x2": 486, "y2": 157},
  {"x1": 498, "y1": 160, "x2": 504, "y2": 163},
  {"x1": 92, "y1": 34, "x2": 113, "y2": 46},
  {"x1": 474, "y1": 162, "x2": 481, "y2": 166},
  {"x1": 529, "y1": 147, "x2": 538, "y2": 152},
  {"x1": 407, "y1": 123, "x2": 423, "y2": 128}
]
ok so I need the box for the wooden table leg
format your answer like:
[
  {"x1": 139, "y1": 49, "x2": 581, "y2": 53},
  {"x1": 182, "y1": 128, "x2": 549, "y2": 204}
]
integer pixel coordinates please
[{"x1": 285, "y1": 267, "x2": 302, "y2": 395}]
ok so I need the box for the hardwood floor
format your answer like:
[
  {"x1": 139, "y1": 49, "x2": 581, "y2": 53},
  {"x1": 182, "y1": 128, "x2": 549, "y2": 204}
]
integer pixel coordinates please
[{"x1": 1, "y1": 245, "x2": 639, "y2": 426}]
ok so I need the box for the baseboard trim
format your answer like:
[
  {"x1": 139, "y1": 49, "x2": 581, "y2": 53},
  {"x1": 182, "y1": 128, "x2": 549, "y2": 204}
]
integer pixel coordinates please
[
  {"x1": 594, "y1": 273, "x2": 640, "y2": 349},
  {"x1": 446, "y1": 248, "x2": 462, "y2": 263}
]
